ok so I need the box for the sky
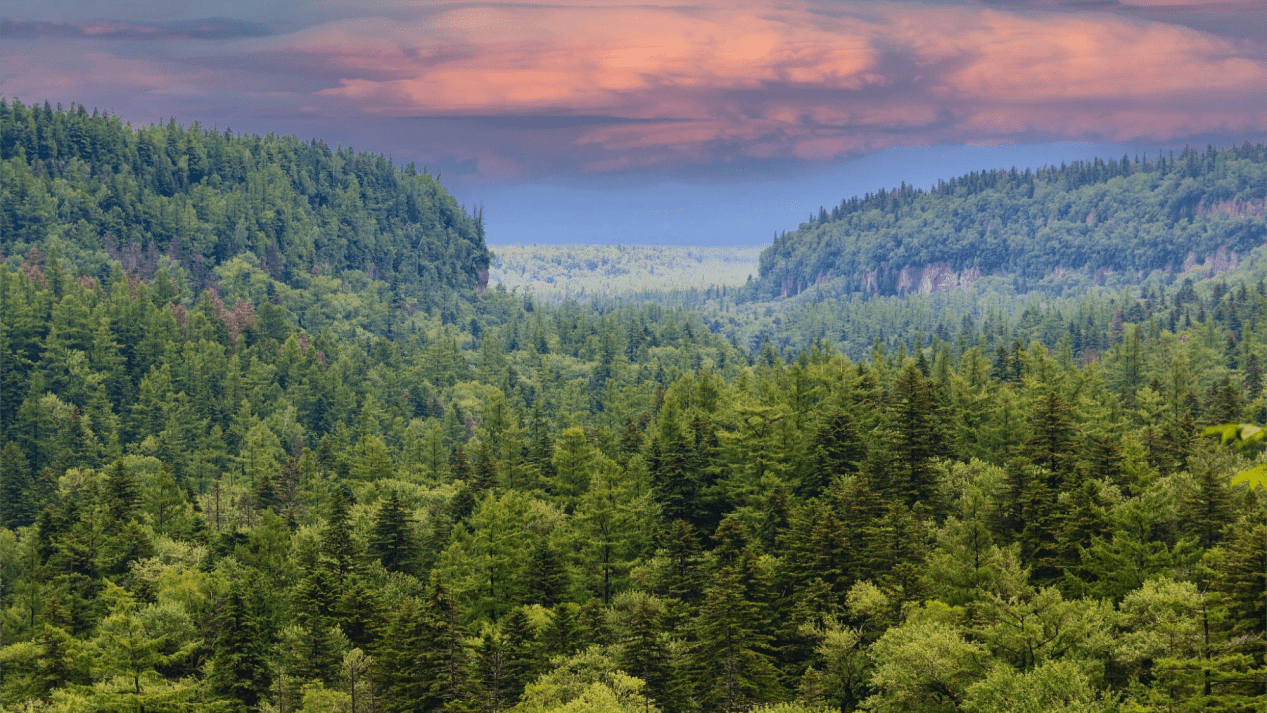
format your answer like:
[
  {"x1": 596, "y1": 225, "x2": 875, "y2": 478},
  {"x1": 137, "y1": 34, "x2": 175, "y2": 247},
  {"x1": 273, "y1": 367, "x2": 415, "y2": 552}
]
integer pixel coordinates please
[{"x1": 3, "y1": 0, "x2": 1266, "y2": 246}]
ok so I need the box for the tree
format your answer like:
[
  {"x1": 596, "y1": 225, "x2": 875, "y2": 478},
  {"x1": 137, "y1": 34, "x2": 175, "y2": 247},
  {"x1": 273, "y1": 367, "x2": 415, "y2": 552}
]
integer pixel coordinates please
[
  {"x1": 883, "y1": 364, "x2": 947, "y2": 507},
  {"x1": 799, "y1": 410, "x2": 864, "y2": 496},
  {"x1": 440, "y1": 491, "x2": 538, "y2": 622},
  {"x1": 691, "y1": 568, "x2": 782, "y2": 712},
  {"x1": 551, "y1": 426, "x2": 597, "y2": 508},
  {"x1": 962, "y1": 659, "x2": 1108, "y2": 713},
  {"x1": 0, "y1": 441, "x2": 36, "y2": 529},
  {"x1": 210, "y1": 579, "x2": 273, "y2": 710},
  {"x1": 526, "y1": 539, "x2": 570, "y2": 608},
  {"x1": 369, "y1": 491, "x2": 420, "y2": 574},
  {"x1": 864, "y1": 619, "x2": 984, "y2": 713},
  {"x1": 620, "y1": 596, "x2": 687, "y2": 713},
  {"x1": 574, "y1": 456, "x2": 649, "y2": 604}
]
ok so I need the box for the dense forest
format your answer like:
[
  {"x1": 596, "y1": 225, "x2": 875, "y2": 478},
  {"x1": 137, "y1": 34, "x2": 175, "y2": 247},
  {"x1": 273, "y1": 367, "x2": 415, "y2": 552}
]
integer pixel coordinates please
[
  {"x1": 757, "y1": 144, "x2": 1267, "y2": 298},
  {"x1": 2, "y1": 106, "x2": 1267, "y2": 713},
  {"x1": 0, "y1": 99, "x2": 491, "y2": 313}
]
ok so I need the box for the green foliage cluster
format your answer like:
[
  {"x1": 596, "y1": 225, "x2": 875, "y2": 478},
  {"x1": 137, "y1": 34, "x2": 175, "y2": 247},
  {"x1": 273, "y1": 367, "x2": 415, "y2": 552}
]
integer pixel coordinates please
[
  {"x1": 0, "y1": 98, "x2": 491, "y2": 308},
  {"x1": 758, "y1": 144, "x2": 1267, "y2": 297}
]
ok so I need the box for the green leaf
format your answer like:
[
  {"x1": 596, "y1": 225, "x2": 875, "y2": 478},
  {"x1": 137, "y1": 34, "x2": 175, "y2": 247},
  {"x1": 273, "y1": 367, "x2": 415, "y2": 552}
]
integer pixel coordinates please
[
  {"x1": 1203, "y1": 424, "x2": 1267, "y2": 451},
  {"x1": 1231, "y1": 464, "x2": 1267, "y2": 491},
  {"x1": 1203, "y1": 424, "x2": 1243, "y2": 444}
]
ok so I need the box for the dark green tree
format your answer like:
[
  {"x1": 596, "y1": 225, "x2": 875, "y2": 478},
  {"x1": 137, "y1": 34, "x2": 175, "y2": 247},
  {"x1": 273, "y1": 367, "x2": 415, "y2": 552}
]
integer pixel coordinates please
[{"x1": 369, "y1": 491, "x2": 420, "y2": 574}]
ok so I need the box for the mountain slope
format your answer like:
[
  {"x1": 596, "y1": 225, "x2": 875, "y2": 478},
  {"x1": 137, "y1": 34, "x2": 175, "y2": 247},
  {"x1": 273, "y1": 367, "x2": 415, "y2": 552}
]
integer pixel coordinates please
[
  {"x1": 757, "y1": 144, "x2": 1267, "y2": 297},
  {"x1": 0, "y1": 99, "x2": 490, "y2": 305}
]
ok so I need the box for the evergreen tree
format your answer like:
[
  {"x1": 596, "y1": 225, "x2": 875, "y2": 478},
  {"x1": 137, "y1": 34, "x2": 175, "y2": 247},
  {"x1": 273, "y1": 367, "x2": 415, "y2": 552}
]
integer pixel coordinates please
[
  {"x1": 884, "y1": 364, "x2": 946, "y2": 507},
  {"x1": 501, "y1": 607, "x2": 543, "y2": 702},
  {"x1": 0, "y1": 441, "x2": 35, "y2": 529},
  {"x1": 370, "y1": 491, "x2": 420, "y2": 574},
  {"x1": 691, "y1": 568, "x2": 782, "y2": 712},
  {"x1": 799, "y1": 410, "x2": 864, "y2": 496},
  {"x1": 621, "y1": 597, "x2": 688, "y2": 713},
  {"x1": 1244, "y1": 352, "x2": 1264, "y2": 400},
  {"x1": 210, "y1": 580, "x2": 272, "y2": 710},
  {"x1": 525, "y1": 540, "x2": 570, "y2": 608}
]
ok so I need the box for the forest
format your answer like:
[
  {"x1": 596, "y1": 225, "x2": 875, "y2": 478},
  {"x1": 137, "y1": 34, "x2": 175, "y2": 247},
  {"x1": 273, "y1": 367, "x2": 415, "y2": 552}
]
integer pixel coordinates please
[
  {"x1": 757, "y1": 145, "x2": 1267, "y2": 298},
  {"x1": 1, "y1": 103, "x2": 1266, "y2": 713},
  {"x1": 489, "y1": 245, "x2": 761, "y2": 303}
]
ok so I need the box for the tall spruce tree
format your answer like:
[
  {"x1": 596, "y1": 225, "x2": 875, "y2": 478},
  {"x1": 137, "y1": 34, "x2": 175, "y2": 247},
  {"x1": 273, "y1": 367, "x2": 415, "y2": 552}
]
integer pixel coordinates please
[
  {"x1": 691, "y1": 568, "x2": 782, "y2": 712},
  {"x1": 370, "y1": 491, "x2": 420, "y2": 574}
]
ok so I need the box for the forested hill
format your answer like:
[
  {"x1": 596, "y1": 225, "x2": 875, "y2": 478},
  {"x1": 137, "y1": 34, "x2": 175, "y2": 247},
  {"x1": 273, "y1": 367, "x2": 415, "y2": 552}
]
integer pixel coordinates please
[
  {"x1": 757, "y1": 144, "x2": 1267, "y2": 298},
  {"x1": 0, "y1": 99, "x2": 490, "y2": 307}
]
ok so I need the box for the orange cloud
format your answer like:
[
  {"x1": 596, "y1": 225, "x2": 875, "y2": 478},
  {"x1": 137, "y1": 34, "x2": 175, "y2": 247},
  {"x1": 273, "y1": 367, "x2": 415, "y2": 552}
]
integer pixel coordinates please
[
  {"x1": 3, "y1": 0, "x2": 1265, "y2": 178},
  {"x1": 275, "y1": 0, "x2": 1267, "y2": 171}
]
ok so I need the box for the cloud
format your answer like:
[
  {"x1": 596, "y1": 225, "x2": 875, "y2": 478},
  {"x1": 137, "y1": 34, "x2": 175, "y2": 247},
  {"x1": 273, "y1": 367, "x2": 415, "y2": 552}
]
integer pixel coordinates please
[
  {"x1": 0, "y1": 17, "x2": 273, "y2": 41},
  {"x1": 2, "y1": 0, "x2": 1265, "y2": 181}
]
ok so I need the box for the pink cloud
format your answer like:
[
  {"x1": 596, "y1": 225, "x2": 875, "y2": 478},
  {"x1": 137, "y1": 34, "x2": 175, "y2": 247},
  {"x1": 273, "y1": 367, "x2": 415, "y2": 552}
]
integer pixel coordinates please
[{"x1": 3, "y1": 0, "x2": 1265, "y2": 178}]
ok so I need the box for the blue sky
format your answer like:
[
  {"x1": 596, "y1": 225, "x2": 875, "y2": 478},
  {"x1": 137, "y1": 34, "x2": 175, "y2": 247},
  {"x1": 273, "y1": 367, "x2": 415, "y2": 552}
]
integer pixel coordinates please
[{"x1": 466, "y1": 142, "x2": 1160, "y2": 247}]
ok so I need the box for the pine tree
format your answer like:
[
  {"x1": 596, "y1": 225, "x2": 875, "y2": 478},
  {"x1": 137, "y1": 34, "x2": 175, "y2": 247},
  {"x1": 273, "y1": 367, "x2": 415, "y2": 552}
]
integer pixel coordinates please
[
  {"x1": 210, "y1": 580, "x2": 272, "y2": 710},
  {"x1": 420, "y1": 573, "x2": 474, "y2": 712},
  {"x1": 335, "y1": 575, "x2": 383, "y2": 650},
  {"x1": 658, "y1": 520, "x2": 705, "y2": 607},
  {"x1": 103, "y1": 458, "x2": 139, "y2": 522},
  {"x1": 1180, "y1": 454, "x2": 1235, "y2": 549},
  {"x1": 525, "y1": 539, "x2": 570, "y2": 607},
  {"x1": 884, "y1": 364, "x2": 947, "y2": 507},
  {"x1": 377, "y1": 574, "x2": 474, "y2": 713},
  {"x1": 799, "y1": 410, "x2": 864, "y2": 496},
  {"x1": 1205, "y1": 376, "x2": 1244, "y2": 425},
  {"x1": 293, "y1": 560, "x2": 342, "y2": 684},
  {"x1": 620, "y1": 597, "x2": 685, "y2": 713},
  {"x1": 1244, "y1": 353, "x2": 1264, "y2": 400},
  {"x1": 322, "y1": 489, "x2": 360, "y2": 578},
  {"x1": 545, "y1": 602, "x2": 582, "y2": 658},
  {"x1": 370, "y1": 491, "x2": 419, "y2": 574},
  {"x1": 475, "y1": 629, "x2": 515, "y2": 713},
  {"x1": 501, "y1": 607, "x2": 542, "y2": 702},
  {"x1": 0, "y1": 441, "x2": 35, "y2": 529},
  {"x1": 1019, "y1": 390, "x2": 1079, "y2": 481},
  {"x1": 691, "y1": 568, "x2": 783, "y2": 712},
  {"x1": 376, "y1": 597, "x2": 432, "y2": 713}
]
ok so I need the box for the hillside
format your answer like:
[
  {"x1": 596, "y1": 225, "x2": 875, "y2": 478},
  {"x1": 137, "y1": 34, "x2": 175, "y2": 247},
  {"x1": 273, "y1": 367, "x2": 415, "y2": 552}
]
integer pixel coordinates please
[
  {"x1": 489, "y1": 244, "x2": 761, "y2": 301},
  {"x1": 0, "y1": 99, "x2": 490, "y2": 308},
  {"x1": 757, "y1": 144, "x2": 1267, "y2": 298}
]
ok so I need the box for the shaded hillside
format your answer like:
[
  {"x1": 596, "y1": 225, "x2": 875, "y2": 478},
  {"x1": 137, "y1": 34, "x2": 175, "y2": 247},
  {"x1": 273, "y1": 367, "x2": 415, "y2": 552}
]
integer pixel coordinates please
[
  {"x1": 758, "y1": 144, "x2": 1267, "y2": 297},
  {"x1": 0, "y1": 99, "x2": 490, "y2": 307}
]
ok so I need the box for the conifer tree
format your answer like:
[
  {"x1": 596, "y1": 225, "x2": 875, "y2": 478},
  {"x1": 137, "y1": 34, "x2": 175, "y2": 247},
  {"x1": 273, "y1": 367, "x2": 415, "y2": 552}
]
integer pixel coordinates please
[
  {"x1": 526, "y1": 540, "x2": 570, "y2": 607},
  {"x1": 0, "y1": 441, "x2": 35, "y2": 529},
  {"x1": 658, "y1": 520, "x2": 705, "y2": 607},
  {"x1": 370, "y1": 491, "x2": 419, "y2": 574},
  {"x1": 501, "y1": 607, "x2": 543, "y2": 702},
  {"x1": 691, "y1": 568, "x2": 782, "y2": 712},
  {"x1": 885, "y1": 364, "x2": 946, "y2": 506},
  {"x1": 322, "y1": 489, "x2": 360, "y2": 578},
  {"x1": 620, "y1": 597, "x2": 686, "y2": 713},
  {"x1": 210, "y1": 580, "x2": 272, "y2": 710},
  {"x1": 799, "y1": 410, "x2": 864, "y2": 496},
  {"x1": 475, "y1": 629, "x2": 514, "y2": 713}
]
